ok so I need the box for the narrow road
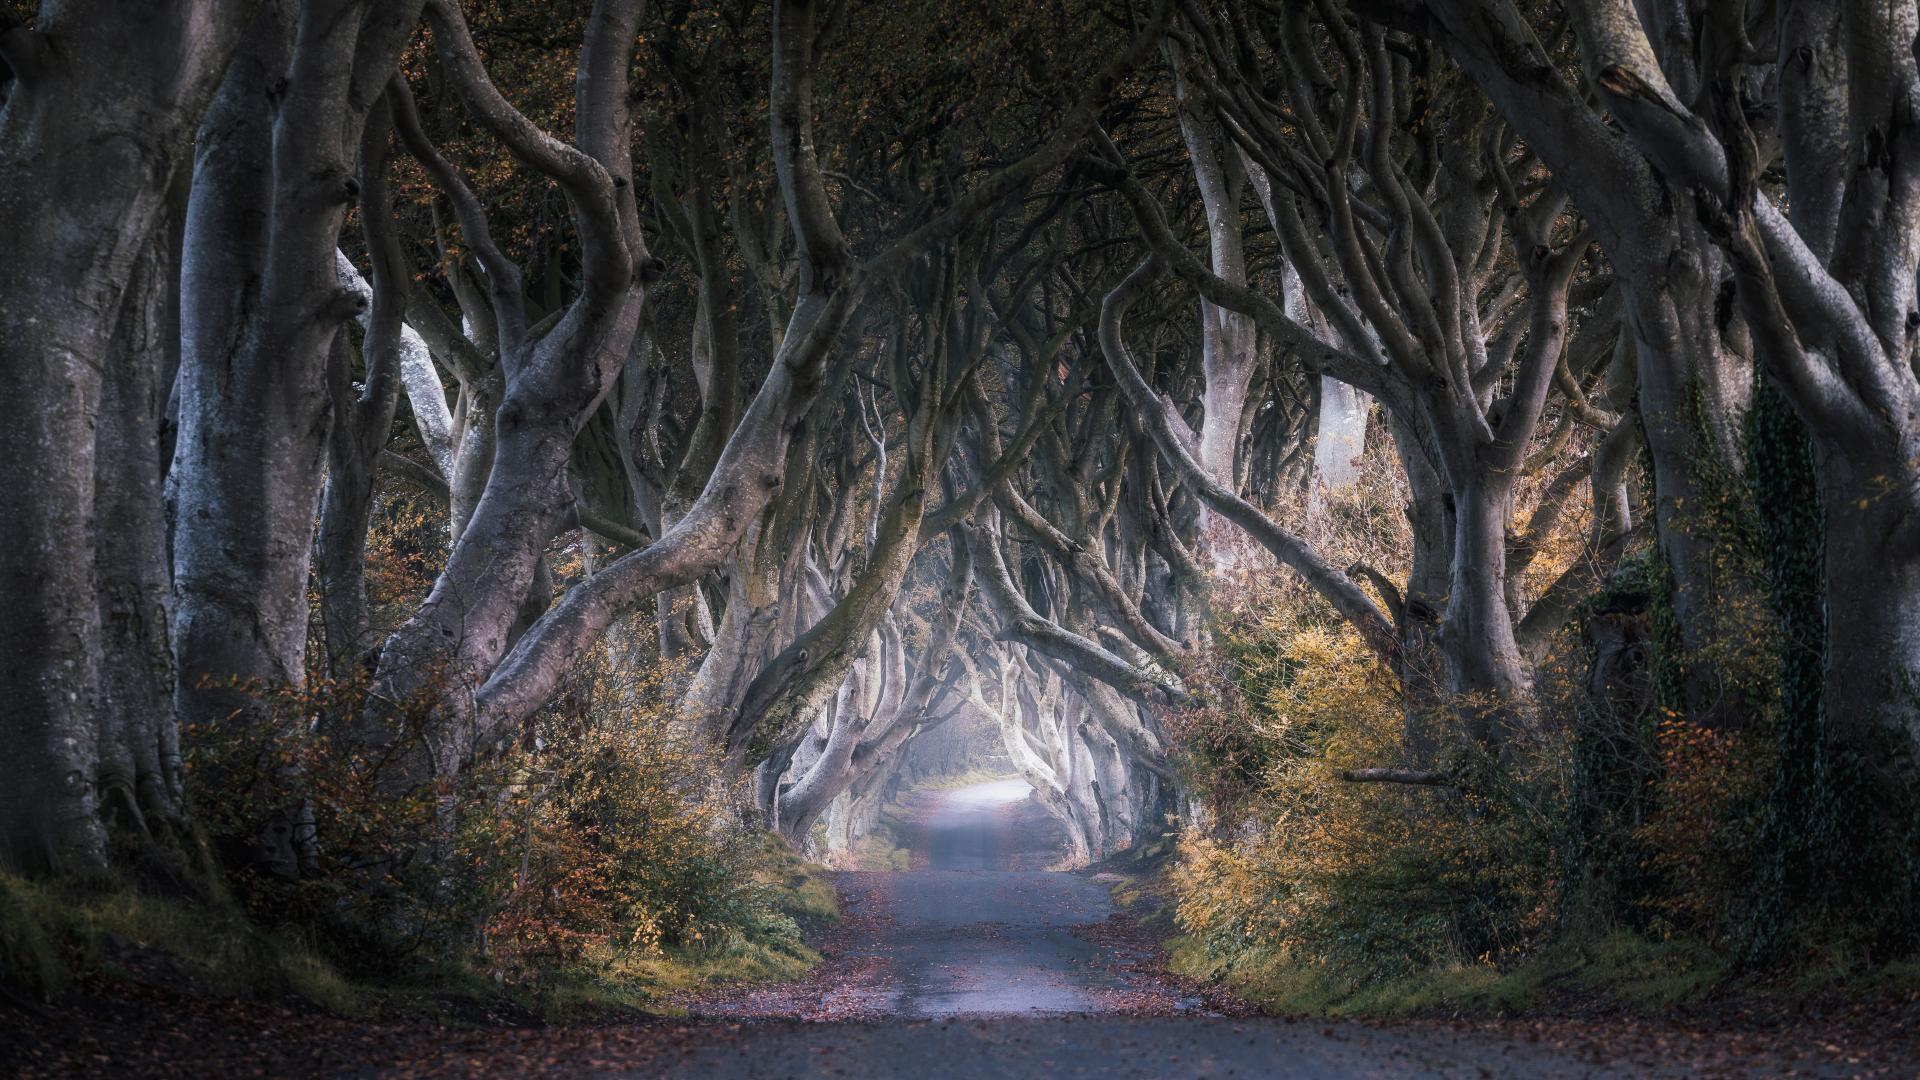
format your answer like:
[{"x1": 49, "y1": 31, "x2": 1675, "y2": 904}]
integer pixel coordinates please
[
  {"x1": 820, "y1": 777, "x2": 1142, "y2": 1018},
  {"x1": 668, "y1": 778, "x2": 1673, "y2": 1078}
]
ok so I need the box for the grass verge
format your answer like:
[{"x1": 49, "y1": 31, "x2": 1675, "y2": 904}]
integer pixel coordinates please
[
  {"x1": 1165, "y1": 929, "x2": 1920, "y2": 1019},
  {"x1": 0, "y1": 836, "x2": 838, "y2": 1025}
]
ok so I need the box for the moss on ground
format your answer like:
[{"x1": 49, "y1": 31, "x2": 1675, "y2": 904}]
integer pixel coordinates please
[
  {"x1": 753, "y1": 834, "x2": 842, "y2": 922},
  {"x1": 0, "y1": 872, "x2": 360, "y2": 1013}
]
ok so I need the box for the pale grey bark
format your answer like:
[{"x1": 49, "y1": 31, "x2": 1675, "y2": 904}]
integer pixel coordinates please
[
  {"x1": 965, "y1": 514, "x2": 1188, "y2": 709},
  {"x1": 1406, "y1": 0, "x2": 1920, "y2": 771},
  {"x1": 1313, "y1": 376, "x2": 1370, "y2": 490},
  {"x1": 1388, "y1": 0, "x2": 1755, "y2": 725},
  {"x1": 0, "y1": 0, "x2": 254, "y2": 873},
  {"x1": 173, "y1": 2, "x2": 423, "y2": 765},
  {"x1": 454, "y1": 0, "x2": 1175, "y2": 755},
  {"x1": 1171, "y1": 42, "x2": 1258, "y2": 489},
  {"x1": 1098, "y1": 255, "x2": 1399, "y2": 659},
  {"x1": 96, "y1": 192, "x2": 190, "y2": 844},
  {"x1": 1110, "y1": 12, "x2": 1626, "y2": 749},
  {"x1": 777, "y1": 537, "x2": 973, "y2": 840},
  {"x1": 365, "y1": 0, "x2": 657, "y2": 778}
]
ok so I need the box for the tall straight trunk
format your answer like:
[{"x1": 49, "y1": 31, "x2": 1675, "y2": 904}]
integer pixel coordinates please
[
  {"x1": 318, "y1": 128, "x2": 408, "y2": 676},
  {"x1": 1820, "y1": 465, "x2": 1920, "y2": 801},
  {"x1": 1313, "y1": 377, "x2": 1370, "y2": 489},
  {"x1": 1619, "y1": 233, "x2": 1757, "y2": 725},
  {"x1": 1443, "y1": 474, "x2": 1530, "y2": 748},
  {"x1": 96, "y1": 219, "x2": 190, "y2": 838},
  {"x1": 173, "y1": 9, "x2": 305, "y2": 731},
  {"x1": 1172, "y1": 53, "x2": 1257, "y2": 490},
  {"x1": 319, "y1": 337, "x2": 381, "y2": 674},
  {"x1": 0, "y1": 1, "x2": 252, "y2": 874},
  {"x1": 172, "y1": 2, "x2": 419, "y2": 878},
  {"x1": 1386, "y1": 417, "x2": 1452, "y2": 763}
]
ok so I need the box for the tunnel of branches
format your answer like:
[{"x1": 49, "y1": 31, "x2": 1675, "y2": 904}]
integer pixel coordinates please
[{"x1": 7, "y1": 0, "x2": 1920, "y2": 946}]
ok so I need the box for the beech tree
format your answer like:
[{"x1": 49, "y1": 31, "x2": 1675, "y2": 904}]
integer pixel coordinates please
[
  {"x1": 0, "y1": 2, "x2": 256, "y2": 873},
  {"x1": 2, "y1": 0, "x2": 1913, "y2": 961}
]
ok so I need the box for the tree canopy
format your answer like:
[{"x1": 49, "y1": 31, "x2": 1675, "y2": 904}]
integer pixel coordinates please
[{"x1": 1, "y1": 0, "x2": 1915, "y2": 972}]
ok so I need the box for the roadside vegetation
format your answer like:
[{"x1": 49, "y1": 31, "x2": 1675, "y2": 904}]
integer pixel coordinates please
[
  {"x1": 0, "y1": 811, "x2": 834, "y2": 1024},
  {"x1": 1158, "y1": 463, "x2": 1919, "y2": 1018},
  {"x1": 0, "y1": 511, "x2": 836, "y2": 1020}
]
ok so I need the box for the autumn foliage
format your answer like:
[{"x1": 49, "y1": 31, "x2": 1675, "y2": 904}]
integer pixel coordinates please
[{"x1": 1165, "y1": 456, "x2": 1794, "y2": 996}]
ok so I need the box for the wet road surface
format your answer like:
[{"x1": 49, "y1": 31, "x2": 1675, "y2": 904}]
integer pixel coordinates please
[
  {"x1": 823, "y1": 778, "x2": 1137, "y2": 1018},
  {"x1": 668, "y1": 779, "x2": 1687, "y2": 1077}
]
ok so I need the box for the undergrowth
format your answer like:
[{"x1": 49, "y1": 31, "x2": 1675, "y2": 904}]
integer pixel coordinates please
[
  {"x1": 0, "y1": 836, "x2": 836, "y2": 1023},
  {"x1": 2, "y1": 625, "x2": 839, "y2": 1022},
  {"x1": 1164, "y1": 930, "x2": 1737, "y2": 1018},
  {"x1": 1161, "y1": 463, "x2": 1917, "y2": 1019}
]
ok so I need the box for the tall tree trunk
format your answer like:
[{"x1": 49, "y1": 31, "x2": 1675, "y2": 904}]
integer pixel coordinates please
[
  {"x1": 1621, "y1": 241, "x2": 1758, "y2": 726},
  {"x1": 96, "y1": 218, "x2": 190, "y2": 841},
  {"x1": 318, "y1": 117, "x2": 408, "y2": 678},
  {"x1": 1820, "y1": 464, "x2": 1920, "y2": 806},
  {"x1": 175, "y1": 1, "x2": 418, "y2": 738},
  {"x1": 1314, "y1": 377, "x2": 1370, "y2": 490},
  {"x1": 1443, "y1": 474, "x2": 1530, "y2": 748},
  {"x1": 0, "y1": 1, "x2": 252, "y2": 874},
  {"x1": 1171, "y1": 46, "x2": 1257, "y2": 497}
]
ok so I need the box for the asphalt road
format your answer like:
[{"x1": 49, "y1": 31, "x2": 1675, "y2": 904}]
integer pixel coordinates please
[
  {"x1": 650, "y1": 1013, "x2": 1662, "y2": 1078},
  {"x1": 665, "y1": 778, "x2": 1676, "y2": 1078}
]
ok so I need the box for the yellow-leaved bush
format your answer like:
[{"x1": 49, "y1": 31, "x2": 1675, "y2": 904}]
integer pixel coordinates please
[
  {"x1": 455, "y1": 656, "x2": 801, "y2": 977},
  {"x1": 1170, "y1": 601, "x2": 1563, "y2": 980},
  {"x1": 1168, "y1": 463, "x2": 1570, "y2": 985}
]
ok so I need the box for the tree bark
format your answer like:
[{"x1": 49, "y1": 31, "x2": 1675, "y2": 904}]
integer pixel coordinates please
[
  {"x1": 0, "y1": 0, "x2": 253, "y2": 874},
  {"x1": 174, "y1": 2, "x2": 422, "y2": 759},
  {"x1": 318, "y1": 115, "x2": 409, "y2": 677}
]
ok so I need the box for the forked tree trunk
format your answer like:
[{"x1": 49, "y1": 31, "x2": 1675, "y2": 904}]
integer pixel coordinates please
[{"x1": 175, "y1": 2, "x2": 421, "y2": 736}]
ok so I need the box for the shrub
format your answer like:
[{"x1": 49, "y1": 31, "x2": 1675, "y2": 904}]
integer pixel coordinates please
[
  {"x1": 183, "y1": 633, "x2": 812, "y2": 993},
  {"x1": 455, "y1": 662, "x2": 797, "y2": 977},
  {"x1": 1170, "y1": 609, "x2": 1563, "y2": 982}
]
